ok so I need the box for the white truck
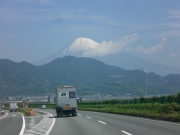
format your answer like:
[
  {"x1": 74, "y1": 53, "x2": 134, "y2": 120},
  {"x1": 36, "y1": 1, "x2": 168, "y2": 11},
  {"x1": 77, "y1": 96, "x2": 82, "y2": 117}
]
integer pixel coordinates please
[
  {"x1": 56, "y1": 86, "x2": 77, "y2": 117},
  {"x1": 9, "y1": 103, "x2": 18, "y2": 112}
]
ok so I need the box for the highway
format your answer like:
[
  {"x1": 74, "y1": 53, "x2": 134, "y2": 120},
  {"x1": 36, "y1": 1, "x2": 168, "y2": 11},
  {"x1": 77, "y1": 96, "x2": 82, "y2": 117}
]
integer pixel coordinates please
[
  {"x1": 36, "y1": 109, "x2": 180, "y2": 135},
  {"x1": 0, "y1": 111, "x2": 23, "y2": 135},
  {"x1": 0, "y1": 109, "x2": 180, "y2": 135}
]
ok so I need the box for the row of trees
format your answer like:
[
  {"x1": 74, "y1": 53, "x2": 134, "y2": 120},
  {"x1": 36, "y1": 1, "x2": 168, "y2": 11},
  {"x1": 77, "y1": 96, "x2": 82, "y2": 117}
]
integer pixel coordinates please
[{"x1": 78, "y1": 93, "x2": 180, "y2": 105}]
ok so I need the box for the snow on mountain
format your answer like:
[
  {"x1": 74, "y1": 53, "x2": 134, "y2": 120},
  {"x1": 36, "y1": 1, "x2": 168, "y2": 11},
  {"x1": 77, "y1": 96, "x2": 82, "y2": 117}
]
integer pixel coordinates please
[
  {"x1": 33, "y1": 37, "x2": 180, "y2": 76},
  {"x1": 62, "y1": 37, "x2": 99, "y2": 56}
]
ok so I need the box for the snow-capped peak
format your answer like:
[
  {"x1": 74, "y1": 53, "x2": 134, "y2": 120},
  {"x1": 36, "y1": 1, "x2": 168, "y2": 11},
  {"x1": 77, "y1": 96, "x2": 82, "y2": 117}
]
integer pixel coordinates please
[{"x1": 62, "y1": 37, "x2": 99, "y2": 56}]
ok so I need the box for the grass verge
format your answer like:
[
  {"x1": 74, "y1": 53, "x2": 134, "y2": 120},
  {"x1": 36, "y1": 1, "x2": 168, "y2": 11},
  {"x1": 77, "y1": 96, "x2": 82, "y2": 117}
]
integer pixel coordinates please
[{"x1": 78, "y1": 103, "x2": 180, "y2": 122}]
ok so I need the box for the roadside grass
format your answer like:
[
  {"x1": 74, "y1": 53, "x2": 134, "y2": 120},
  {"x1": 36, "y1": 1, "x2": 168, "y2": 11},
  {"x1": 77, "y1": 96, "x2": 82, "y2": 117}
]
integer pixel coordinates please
[
  {"x1": 25, "y1": 93, "x2": 180, "y2": 121},
  {"x1": 18, "y1": 108, "x2": 35, "y2": 116},
  {"x1": 18, "y1": 108, "x2": 28, "y2": 116},
  {"x1": 78, "y1": 103, "x2": 180, "y2": 122}
]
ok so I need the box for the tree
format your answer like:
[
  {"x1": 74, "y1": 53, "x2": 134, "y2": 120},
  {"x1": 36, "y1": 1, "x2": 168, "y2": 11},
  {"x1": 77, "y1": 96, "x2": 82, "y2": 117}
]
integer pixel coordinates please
[
  {"x1": 134, "y1": 98, "x2": 139, "y2": 104},
  {"x1": 177, "y1": 92, "x2": 180, "y2": 104},
  {"x1": 140, "y1": 96, "x2": 146, "y2": 104},
  {"x1": 159, "y1": 96, "x2": 166, "y2": 104},
  {"x1": 167, "y1": 95, "x2": 176, "y2": 103}
]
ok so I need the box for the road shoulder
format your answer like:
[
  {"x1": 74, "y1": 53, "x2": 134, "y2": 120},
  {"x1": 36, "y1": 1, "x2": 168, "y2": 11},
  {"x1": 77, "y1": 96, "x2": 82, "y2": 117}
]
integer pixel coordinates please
[{"x1": 24, "y1": 111, "x2": 55, "y2": 135}]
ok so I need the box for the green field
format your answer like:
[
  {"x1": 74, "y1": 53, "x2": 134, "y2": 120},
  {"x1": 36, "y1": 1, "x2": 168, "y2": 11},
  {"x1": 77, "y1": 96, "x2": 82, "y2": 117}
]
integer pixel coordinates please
[
  {"x1": 25, "y1": 93, "x2": 180, "y2": 121},
  {"x1": 78, "y1": 93, "x2": 180, "y2": 122}
]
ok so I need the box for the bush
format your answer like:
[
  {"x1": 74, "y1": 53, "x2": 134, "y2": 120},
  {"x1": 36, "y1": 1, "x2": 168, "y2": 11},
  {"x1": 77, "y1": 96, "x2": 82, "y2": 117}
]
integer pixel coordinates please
[{"x1": 167, "y1": 95, "x2": 176, "y2": 103}]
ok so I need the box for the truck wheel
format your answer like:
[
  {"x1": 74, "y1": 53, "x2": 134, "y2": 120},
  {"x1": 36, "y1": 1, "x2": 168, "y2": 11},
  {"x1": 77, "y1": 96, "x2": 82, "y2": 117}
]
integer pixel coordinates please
[{"x1": 57, "y1": 112, "x2": 62, "y2": 117}]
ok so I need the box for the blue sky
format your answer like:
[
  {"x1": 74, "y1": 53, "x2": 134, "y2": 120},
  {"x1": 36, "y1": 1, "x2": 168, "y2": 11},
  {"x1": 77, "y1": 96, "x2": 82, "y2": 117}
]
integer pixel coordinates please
[{"x1": 0, "y1": 0, "x2": 180, "y2": 67}]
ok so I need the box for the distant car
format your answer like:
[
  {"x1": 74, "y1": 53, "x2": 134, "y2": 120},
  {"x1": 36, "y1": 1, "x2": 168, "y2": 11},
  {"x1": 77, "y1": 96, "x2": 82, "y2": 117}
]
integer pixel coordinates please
[
  {"x1": 0, "y1": 109, "x2": 5, "y2": 115},
  {"x1": 41, "y1": 105, "x2": 46, "y2": 109}
]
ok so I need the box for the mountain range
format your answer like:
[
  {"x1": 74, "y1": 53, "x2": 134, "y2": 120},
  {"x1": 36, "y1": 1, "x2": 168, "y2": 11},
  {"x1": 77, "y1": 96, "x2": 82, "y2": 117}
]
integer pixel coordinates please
[
  {"x1": 34, "y1": 37, "x2": 180, "y2": 76},
  {"x1": 0, "y1": 56, "x2": 180, "y2": 98}
]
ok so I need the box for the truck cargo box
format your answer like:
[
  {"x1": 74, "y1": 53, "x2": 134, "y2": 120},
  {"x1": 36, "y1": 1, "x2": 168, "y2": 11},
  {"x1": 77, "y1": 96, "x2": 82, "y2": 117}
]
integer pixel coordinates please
[{"x1": 56, "y1": 86, "x2": 77, "y2": 117}]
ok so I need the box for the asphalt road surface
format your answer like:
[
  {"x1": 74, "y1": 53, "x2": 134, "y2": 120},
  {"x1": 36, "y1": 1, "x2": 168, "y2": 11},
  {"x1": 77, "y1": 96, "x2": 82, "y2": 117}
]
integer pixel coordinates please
[
  {"x1": 1, "y1": 109, "x2": 180, "y2": 135},
  {"x1": 0, "y1": 111, "x2": 23, "y2": 135},
  {"x1": 37, "y1": 109, "x2": 180, "y2": 135}
]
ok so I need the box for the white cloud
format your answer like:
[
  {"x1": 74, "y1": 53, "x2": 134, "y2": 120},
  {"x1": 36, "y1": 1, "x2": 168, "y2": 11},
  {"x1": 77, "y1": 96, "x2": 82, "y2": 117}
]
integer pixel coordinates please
[
  {"x1": 83, "y1": 34, "x2": 137, "y2": 57},
  {"x1": 168, "y1": 10, "x2": 180, "y2": 20},
  {"x1": 161, "y1": 10, "x2": 180, "y2": 28},
  {"x1": 136, "y1": 38, "x2": 166, "y2": 54}
]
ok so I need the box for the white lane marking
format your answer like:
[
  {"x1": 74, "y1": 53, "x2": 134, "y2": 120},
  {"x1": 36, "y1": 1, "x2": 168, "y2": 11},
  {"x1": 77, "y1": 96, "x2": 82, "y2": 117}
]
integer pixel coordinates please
[
  {"x1": 121, "y1": 130, "x2": 133, "y2": 135},
  {"x1": 98, "y1": 120, "x2": 106, "y2": 124},
  {"x1": 90, "y1": 111, "x2": 180, "y2": 126},
  {"x1": 36, "y1": 111, "x2": 56, "y2": 135},
  {"x1": 78, "y1": 114, "x2": 81, "y2": 116},
  {"x1": 0, "y1": 113, "x2": 8, "y2": 119},
  {"x1": 13, "y1": 115, "x2": 16, "y2": 117},
  {"x1": 86, "y1": 116, "x2": 91, "y2": 118},
  {"x1": 19, "y1": 113, "x2": 25, "y2": 135}
]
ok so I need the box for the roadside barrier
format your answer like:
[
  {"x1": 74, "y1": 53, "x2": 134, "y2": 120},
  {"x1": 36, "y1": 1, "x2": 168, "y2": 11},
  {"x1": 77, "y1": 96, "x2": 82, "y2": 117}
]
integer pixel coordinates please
[{"x1": 27, "y1": 110, "x2": 35, "y2": 116}]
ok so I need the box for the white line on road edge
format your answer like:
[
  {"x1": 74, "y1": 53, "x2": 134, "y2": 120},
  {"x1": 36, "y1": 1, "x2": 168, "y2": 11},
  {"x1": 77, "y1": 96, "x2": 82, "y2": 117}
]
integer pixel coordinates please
[
  {"x1": 94, "y1": 110, "x2": 180, "y2": 126},
  {"x1": 0, "y1": 112, "x2": 8, "y2": 119},
  {"x1": 19, "y1": 113, "x2": 25, "y2": 135},
  {"x1": 98, "y1": 120, "x2": 106, "y2": 124},
  {"x1": 86, "y1": 116, "x2": 91, "y2": 118},
  {"x1": 121, "y1": 130, "x2": 133, "y2": 135},
  {"x1": 45, "y1": 112, "x2": 55, "y2": 135},
  {"x1": 36, "y1": 111, "x2": 56, "y2": 135},
  {"x1": 13, "y1": 115, "x2": 16, "y2": 117}
]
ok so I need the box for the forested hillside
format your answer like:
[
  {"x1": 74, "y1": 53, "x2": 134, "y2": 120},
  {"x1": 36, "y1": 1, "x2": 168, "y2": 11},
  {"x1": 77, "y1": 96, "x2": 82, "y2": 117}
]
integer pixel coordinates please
[{"x1": 0, "y1": 56, "x2": 180, "y2": 97}]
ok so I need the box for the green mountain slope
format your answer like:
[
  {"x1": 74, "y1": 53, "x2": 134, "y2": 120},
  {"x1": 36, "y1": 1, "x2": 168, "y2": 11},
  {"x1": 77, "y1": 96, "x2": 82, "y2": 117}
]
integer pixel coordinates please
[{"x1": 0, "y1": 56, "x2": 180, "y2": 97}]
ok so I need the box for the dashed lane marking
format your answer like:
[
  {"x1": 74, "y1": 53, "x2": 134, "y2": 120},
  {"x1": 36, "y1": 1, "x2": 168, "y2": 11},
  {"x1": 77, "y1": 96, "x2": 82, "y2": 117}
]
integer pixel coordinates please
[
  {"x1": 98, "y1": 120, "x2": 106, "y2": 124},
  {"x1": 121, "y1": 130, "x2": 133, "y2": 135}
]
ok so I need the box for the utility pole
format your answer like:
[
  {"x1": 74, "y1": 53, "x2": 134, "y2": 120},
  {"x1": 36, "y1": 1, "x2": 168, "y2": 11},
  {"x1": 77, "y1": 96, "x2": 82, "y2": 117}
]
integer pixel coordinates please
[{"x1": 142, "y1": 67, "x2": 147, "y2": 97}]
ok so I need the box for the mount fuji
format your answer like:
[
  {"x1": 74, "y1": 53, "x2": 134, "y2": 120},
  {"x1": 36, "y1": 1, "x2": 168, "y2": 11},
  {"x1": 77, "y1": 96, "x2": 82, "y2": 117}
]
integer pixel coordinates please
[
  {"x1": 34, "y1": 37, "x2": 180, "y2": 76},
  {"x1": 62, "y1": 37, "x2": 99, "y2": 56}
]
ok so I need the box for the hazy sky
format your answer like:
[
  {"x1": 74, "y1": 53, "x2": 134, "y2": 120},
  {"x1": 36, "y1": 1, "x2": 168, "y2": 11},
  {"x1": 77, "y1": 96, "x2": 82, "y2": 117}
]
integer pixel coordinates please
[{"x1": 0, "y1": 0, "x2": 180, "y2": 67}]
